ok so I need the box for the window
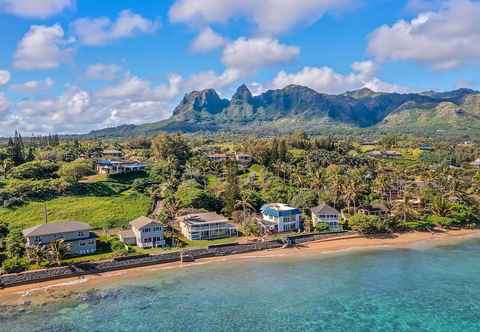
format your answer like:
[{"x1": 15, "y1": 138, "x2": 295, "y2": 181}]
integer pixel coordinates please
[
  {"x1": 78, "y1": 232, "x2": 84, "y2": 237},
  {"x1": 143, "y1": 228, "x2": 151, "y2": 233}
]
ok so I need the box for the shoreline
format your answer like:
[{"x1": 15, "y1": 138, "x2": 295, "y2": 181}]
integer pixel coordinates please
[{"x1": 1, "y1": 229, "x2": 479, "y2": 306}]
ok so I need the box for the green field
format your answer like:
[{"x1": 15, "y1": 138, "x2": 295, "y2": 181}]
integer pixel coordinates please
[{"x1": 0, "y1": 191, "x2": 151, "y2": 230}]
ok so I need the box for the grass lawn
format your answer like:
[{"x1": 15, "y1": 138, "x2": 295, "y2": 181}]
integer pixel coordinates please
[{"x1": 0, "y1": 191, "x2": 151, "y2": 230}]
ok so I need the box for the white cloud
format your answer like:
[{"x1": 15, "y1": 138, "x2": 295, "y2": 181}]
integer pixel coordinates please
[
  {"x1": 368, "y1": 0, "x2": 480, "y2": 69},
  {"x1": 72, "y1": 10, "x2": 158, "y2": 46},
  {"x1": 86, "y1": 64, "x2": 121, "y2": 80},
  {"x1": 0, "y1": 93, "x2": 9, "y2": 113},
  {"x1": 222, "y1": 37, "x2": 299, "y2": 72},
  {"x1": 272, "y1": 60, "x2": 407, "y2": 94},
  {"x1": 1, "y1": 0, "x2": 73, "y2": 18},
  {"x1": 0, "y1": 87, "x2": 173, "y2": 136},
  {"x1": 13, "y1": 24, "x2": 74, "y2": 70},
  {"x1": 169, "y1": 0, "x2": 354, "y2": 35},
  {"x1": 190, "y1": 27, "x2": 225, "y2": 53},
  {"x1": 0, "y1": 70, "x2": 10, "y2": 85},
  {"x1": 10, "y1": 78, "x2": 54, "y2": 93}
]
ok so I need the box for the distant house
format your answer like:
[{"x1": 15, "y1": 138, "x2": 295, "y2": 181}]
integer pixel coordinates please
[
  {"x1": 235, "y1": 153, "x2": 253, "y2": 167},
  {"x1": 419, "y1": 144, "x2": 433, "y2": 151},
  {"x1": 102, "y1": 149, "x2": 123, "y2": 159},
  {"x1": 96, "y1": 160, "x2": 146, "y2": 175},
  {"x1": 22, "y1": 221, "x2": 96, "y2": 256},
  {"x1": 471, "y1": 159, "x2": 480, "y2": 168},
  {"x1": 310, "y1": 203, "x2": 342, "y2": 232},
  {"x1": 179, "y1": 212, "x2": 237, "y2": 240},
  {"x1": 259, "y1": 203, "x2": 301, "y2": 233},
  {"x1": 358, "y1": 203, "x2": 389, "y2": 216},
  {"x1": 366, "y1": 150, "x2": 384, "y2": 158},
  {"x1": 119, "y1": 216, "x2": 165, "y2": 248},
  {"x1": 383, "y1": 150, "x2": 402, "y2": 158},
  {"x1": 208, "y1": 153, "x2": 228, "y2": 162}
]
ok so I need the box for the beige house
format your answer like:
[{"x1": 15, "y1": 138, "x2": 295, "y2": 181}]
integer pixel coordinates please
[
  {"x1": 179, "y1": 212, "x2": 237, "y2": 240},
  {"x1": 311, "y1": 203, "x2": 342, "y2": 232},
  {"x1": 119, "y1": 216, "x2": 165, "y2": 248},
  {"x1": 22, "y1": 221, "x2": 96, "y2": 256}
]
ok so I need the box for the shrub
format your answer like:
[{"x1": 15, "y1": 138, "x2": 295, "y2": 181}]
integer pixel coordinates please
[
  {"x1": 348, "y1": 213, "x2": 386, "y2": 234},
  {"x1": 399, "y1": 220, "x2": 434, "y2": 232},
  {"x1": 425, "y1": 215, "x2": 458, "y2": 229},
  {"x1": 2, "y1": 256, "x2": 29, "y2": 273},
  {"x1": 3, "y1": 197, "x2": 24, "y2": 208},
  {"x1": 10, "y1": 161, "x2": 59, "y2": 180},
  {"x1": 314, "y1": 222, "x2": 330, "y2": 232},
  {"x1": 58, "y1": 160, "x2": 95, "y2": 182}
]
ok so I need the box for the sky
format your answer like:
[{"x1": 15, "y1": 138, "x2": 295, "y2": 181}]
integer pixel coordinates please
[{"x1": 0, "y1": 0, "x2": 479, "y2": 136}]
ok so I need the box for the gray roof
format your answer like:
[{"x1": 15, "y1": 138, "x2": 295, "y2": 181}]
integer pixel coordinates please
[
  {"x1": 129, "y1": 216, "x2": 161, "y2": 230},
  {"x1": 311, "y1": 203, "x2": 339, "y2": 216},
  {"x1": 103, "y1": 149, "x2": 122, "y2": 154},
  {"x1": 23, "y1": 221, "x2": 91, "y2": 237},
  {"x1": 181, "y1": 212, "x2": 229, "y2": 225}
]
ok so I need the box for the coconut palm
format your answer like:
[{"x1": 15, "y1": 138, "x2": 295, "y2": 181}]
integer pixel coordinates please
[{"x1": 48, "y1": 239, "x2": 71, "y2": 267}]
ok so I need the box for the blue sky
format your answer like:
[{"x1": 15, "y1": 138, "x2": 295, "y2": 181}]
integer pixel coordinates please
[{"x1": 0, "y1": 0, "x2": 479, "y2": 135}]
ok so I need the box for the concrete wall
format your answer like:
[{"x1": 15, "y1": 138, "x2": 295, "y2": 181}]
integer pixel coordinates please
[{"x1": 0, "y1": 232, "x2": 356, "y2": 288}]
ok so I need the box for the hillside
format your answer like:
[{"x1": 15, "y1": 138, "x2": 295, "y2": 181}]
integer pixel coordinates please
[{"x1": 87, "y1": 85, "x2": 480, "y2": 137}]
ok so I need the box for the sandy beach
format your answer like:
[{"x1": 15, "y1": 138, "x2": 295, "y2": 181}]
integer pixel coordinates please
[{"x1": 1, "y1": 229, "x2": 479, "y2": 306}]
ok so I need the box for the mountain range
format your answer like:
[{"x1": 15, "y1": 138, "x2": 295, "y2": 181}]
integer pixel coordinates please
[{"x1": 87, "y1": 85, "x2": 480, "y2": 137}]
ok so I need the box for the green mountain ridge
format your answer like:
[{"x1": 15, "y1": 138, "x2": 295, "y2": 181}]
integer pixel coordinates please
[{"x1": 87, "y1": 85, "x2": 480, "y2": 137}]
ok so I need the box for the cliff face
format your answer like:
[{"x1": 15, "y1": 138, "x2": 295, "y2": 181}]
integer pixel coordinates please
[{"x1": 87, "y1": 85, "x2": 480, "y2": 137}]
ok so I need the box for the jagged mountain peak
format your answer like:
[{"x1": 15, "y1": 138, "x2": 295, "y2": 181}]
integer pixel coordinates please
[{"x1": 231, "y1": 84, "x2": 253, "y2": 103}]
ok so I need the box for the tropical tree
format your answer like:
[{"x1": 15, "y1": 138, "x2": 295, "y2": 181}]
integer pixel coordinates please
[{"x1": 48, "y1": 239, "x2": 71, "y2": 266}]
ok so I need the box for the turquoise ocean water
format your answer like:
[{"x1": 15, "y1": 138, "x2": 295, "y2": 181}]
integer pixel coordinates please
[{"x1": 1, "y1": 239, "x2": 480, "y2": 332}]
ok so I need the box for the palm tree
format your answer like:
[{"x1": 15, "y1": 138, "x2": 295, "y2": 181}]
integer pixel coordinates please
[
  {"x1": 235, "y1": 192, "x2": 256, "y2": 224},
  {"x1": 392, "y1": 192, "x2": 417, "y2": 222},
  {"x1": 48, "y1": 239, "x2": 71, "y2": 266},
  {"x1": 431, "y1": 195, "x2": 452, "y2": 217},
  {"x1": 27, "y1": 245, "x2": 48, "y2": 264}
]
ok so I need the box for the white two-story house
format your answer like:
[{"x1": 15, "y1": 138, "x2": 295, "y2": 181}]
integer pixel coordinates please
[
  {"x1": 119, "y1": 216, "x2": 165, "y2": 248},
  {"x1": 259, "y1": 203, "x2": 301, "y2": 233},
  {"x1": 310, "y1": 203, "x2": 342, "y2": 232}
]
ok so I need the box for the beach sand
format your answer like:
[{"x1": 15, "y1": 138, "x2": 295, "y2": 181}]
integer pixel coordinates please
[{"x1": 1, "y1": 229, "x2": 479, "y2": 306}]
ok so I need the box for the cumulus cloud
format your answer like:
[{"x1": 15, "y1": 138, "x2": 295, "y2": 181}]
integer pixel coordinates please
[
  {"x1": 0, "y1": 70, "x2": 10, "y2": 85},
  {"x1": 368, "y1": 0, "x2": 480, "y2": 69},
  {"x1": 272, "y1": 60, "x2": 407, "y2": 94},
  {"x1": 13, "y1": 24, "x2": 74, "y2": 70},
  {"x1": 0, "y1": 93, "x2": 9, "y2": 113},
  {"x1": 1, "y1": 0, "x2": 73, "y2": 18},
  {"x1": 190, "y1": 27, "x2": 225, "y2": 53},
  {"x1": 169, "y1": 0, "x2": 354, "y2": 35},
  {"x1": 10, "y1": 78, "x2": 54, "y2": 93},
  {"x1": 222, "y1": 37, "x2": 299, "y2": 72},
  {"x1": 86, "y1": 64, "x2": 121, "y2": 80},
  {"x1": 0, "y1": 87, "x2": 173, "y2": 136},
  {"x1": 72, "y1": 10, "x2": 158, "y2": 46}
]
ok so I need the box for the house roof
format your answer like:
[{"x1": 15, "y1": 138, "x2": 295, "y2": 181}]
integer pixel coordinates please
[
  {"x1": 311, "y1": 203, "x2": 339, "y2": 216},
  {"x1": 23, "y1": 221, "x2": 91, "y2": 237},
  {"x1": 181, "y1": 212, "x2": 229, "y2": 225},
  {"x1": 261, "y1": 203, "x2": 301, "y2": 217},
  {"x1": 118, "y1": 229, "x2": 136, "y2": 239},
  {"x1": 129, "y1": 216, "x2": 161, "y2": 230},
  {"x1": 103, "y1": 149, "x2": 122, "y2": 154}
]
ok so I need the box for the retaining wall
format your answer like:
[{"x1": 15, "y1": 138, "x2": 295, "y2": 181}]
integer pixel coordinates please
[{"x1": 0, "y1": 232, "x2": 355, "y2": 288}]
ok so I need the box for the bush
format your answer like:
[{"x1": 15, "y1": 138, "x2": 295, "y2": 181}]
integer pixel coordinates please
[
  {"x1": 58, "y1": 160, "x2": 95, "y2": 182},
  {"x1": 314, "y1": 222, "x2": 330, "y2": 232},
  {"x1": 425, "y1": 215, "x2": 459, "y2": 229},
  {"x1": 2, "y1": 256, "x2": 29, "y2": 273},
  {"x1": 399, "y1": 220, "x2": 434, "y2": 232},
  {"x1": 348, "y1": 213, "x2": 386, "y2": 234},
  {"x1": 176, "y1": 180, "x2": 223, "y2": 211},
  {"x1": 10, "y1": 161, "x2": 59, "y2": 180}
]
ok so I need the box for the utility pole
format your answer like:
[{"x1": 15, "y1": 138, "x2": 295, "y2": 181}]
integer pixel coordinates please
[{"x1": 44, "y1": 203, "x2": 48, "y2": 224}]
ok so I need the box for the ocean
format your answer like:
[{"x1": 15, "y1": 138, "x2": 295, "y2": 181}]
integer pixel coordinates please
[{"x1": 1, "y1": 238, "x2": 480, "y2": 332}]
